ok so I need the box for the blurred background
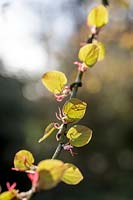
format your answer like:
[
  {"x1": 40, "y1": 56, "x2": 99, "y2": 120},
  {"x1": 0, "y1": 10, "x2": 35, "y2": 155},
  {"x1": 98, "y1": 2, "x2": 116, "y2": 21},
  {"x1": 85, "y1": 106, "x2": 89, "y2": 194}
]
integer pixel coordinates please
[{"x1": 0, "y1": 0, "x2": 133, "y2": 199}]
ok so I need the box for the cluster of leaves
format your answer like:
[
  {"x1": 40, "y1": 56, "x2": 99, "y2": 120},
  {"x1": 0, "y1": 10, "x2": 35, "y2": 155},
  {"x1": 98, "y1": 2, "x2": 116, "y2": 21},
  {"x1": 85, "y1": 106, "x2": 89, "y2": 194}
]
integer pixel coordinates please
[
  {"x1": 0, "y1": 150, "x2": 83, "y2": 200},
  {"x1": 39, "y1": 97, "x2": 92, "y2": 147},
  {"x1": 39, "y1": 3, "x2": 108, "y2": 154},
  {"x1": 0, "y1": 3, "x2": 109, "y2": 200}
]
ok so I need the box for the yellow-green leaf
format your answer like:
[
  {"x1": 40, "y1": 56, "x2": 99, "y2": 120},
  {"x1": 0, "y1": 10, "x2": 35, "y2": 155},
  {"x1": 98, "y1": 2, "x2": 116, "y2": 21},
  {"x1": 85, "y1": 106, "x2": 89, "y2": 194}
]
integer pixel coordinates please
[
  {"x1": 78, "y1": 43, "x2": 99, "y2": 67},
  {"x1": 0, "y1": 191, "x2": 16, "y2": 200},
  {"x1": 14, "y1": 150, "x2": 35, "y2": 171},
  {"x1": 41, "y1": 71, "x2": 67, "y2": 94},
  {"x1": 37, "y1": 159, "x2": 66, "y2": 190},
  {"x1": 61, "y1": 163, "x2": 83, "y2": 185},
  {"x1": 38, "y1": 123, "x2": 56, "y2": 143},
  {"x1": 66, "y1": 125, "x2": 92, "y2": 147},
  {"x1": 78, "y1": 42, "x2": 105, "y2": 67},
  {"x1": 87, "y1": 5, "x2": 108, "y2": 28},
  {"x1": 63, "y1": 98, "x2": 87, "y2": 123}
]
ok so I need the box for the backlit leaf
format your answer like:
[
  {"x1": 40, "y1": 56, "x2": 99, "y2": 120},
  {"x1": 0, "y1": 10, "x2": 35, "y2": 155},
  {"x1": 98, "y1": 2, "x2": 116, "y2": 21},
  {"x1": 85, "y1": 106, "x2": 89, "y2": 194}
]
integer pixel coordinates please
[
  {"x1": 66, "y1": 125, "x2": 92, "y2": 147},
  {"x1": 37, "y1": 159, "x2": 66, "y2": 190},
  {"x1": 41, "y1": 71, "x2": 67, "y2": 94},
  {"x1": 78, "y1": 42, "x2": 105, "y2": 67},
  {"x1": 61, "y1": 163, "x2": 83, "y2": 185},
  {"x1": 14, "y1": 150, "x2": 34, "y2": 171},
  {"x1": 63, "y1": 98, "x2": 87, "y2": 123},
  {"x1": 87, "y1": 5, "x2": 108, "y2": 28},
  {"x1": 0, "y1": 191, "x2": 16, "y2": 200},
  {"x1": 78, "y1": 43, "x2": 99, "y2": 67},
  {"x1": 38, "y1": 123, "x2": 56, "y2": 143}
]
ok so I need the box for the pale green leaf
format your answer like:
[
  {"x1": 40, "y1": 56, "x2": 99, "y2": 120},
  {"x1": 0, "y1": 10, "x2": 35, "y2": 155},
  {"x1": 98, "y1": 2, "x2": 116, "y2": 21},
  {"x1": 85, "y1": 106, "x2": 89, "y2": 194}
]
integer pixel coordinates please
[
  {"x1": 78, "y1": 42, "x2": 105, "y2": 67},
  {"x1": 37, "y1": 159, "x2": 66, "y2": 190},
  {"x1": 78, "y1": 43, "x2": 99, "y2": 67},
  {"x1": 41, "y1": 71, "x2": 67, "y2": 94},
  {"x1": 61, "y1": 163, "x2": 83, "y2": 185},
  {"x1": 14, "y1": 150, "x2": 34, "y2": 171},
  {"x1": 66, "y1": 125, "x2": 92, "y2": 147},
  {"x1": 38, "y1": 123, "x2": 56, "y2": 143},
  {"x1": 63, "y1": 98, "x2": 87, "y2": 123},
  {"x1": 87, "y1": 5, "x2": 108, "y2": 28},
  {"x1": 0, "y1": 191, "x2": 16, "y2": 200}
]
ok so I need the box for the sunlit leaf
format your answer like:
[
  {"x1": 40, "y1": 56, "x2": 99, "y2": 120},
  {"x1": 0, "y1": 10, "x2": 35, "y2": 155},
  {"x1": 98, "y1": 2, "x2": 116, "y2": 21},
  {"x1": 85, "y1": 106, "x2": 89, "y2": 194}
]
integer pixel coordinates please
[
  {"x1": 61, "y1": 163, "x2": 83, "y2": 185},
  {"x1": 38, "y1": 123, "x2": 56, "y2": 143},
  {"x1": 78, "y1": 43, "x2": 99, "y2": 67},
  {"x1": 87, "y1": 5, "x2": 108, "y2": 28},
  {"x1": 37, "y1": 159, "x2": 66, "y2": 190},
  {"x1": 66, "y1": 125, "x2": 92, "y2": 147},
  {"x1": 78, "y1": 42, "x2": 105, "y2": 67},
  {"x1": 0, "y1": 191, "x2": 16, "y2": 200},
  {"x1": 41, "y1": 71, "x2": 67, "y2": 94},
  {"x1": 14, "y1": 150, "x2": 35, "y2": 171},
  {"x1": 63, "y1": 98, "x2": 87, "y2": 123}
]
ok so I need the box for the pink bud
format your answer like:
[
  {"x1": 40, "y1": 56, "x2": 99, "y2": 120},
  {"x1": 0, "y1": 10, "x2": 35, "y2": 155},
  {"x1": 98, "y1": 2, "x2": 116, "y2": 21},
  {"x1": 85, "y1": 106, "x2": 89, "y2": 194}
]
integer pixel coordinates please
[
  {"x1": 27, "y1": 172, "x2": 39, "y2": 186},
  {"x1": 6, "y1": 182, "x2": 17, "y2": 192}
]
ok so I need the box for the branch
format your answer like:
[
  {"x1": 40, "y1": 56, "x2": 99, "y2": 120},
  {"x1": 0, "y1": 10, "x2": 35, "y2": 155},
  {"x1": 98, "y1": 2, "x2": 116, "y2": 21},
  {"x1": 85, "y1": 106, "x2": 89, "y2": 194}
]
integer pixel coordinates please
[
  {"x1": 16, "y1": 185, "x2": 36, "y2": 200},
  {"x1": 52, "y1": 124, "x2": 67, "y2": 159},
  {"x1": 102, "y1": 0, "x2": 109, "y2": 6},
  {"x1": 51, "y1": 70, "x2": 84, "y2": 159},
  {"x1": 70, "y1": 71, "x2": 83, "y2": 99}
]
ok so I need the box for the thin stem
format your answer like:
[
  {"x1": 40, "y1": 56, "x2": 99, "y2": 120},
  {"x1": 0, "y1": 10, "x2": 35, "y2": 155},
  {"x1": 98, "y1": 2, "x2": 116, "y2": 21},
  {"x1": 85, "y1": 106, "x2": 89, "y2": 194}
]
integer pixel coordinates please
[
  {"x1": 51, "y1": 0, "x2": 107, "y2": 163},
  {"x1": 70, "y1": 71, "x2": 83, "y2": 99},
  {"x1": 102, "y1": 0, "x2": 109, "y2": 6},
  {"x1": 52, "y1": 143, "x2": 63, "y2": 159},
  {"x1": 51, "y1": 70, "x2": 84, "y2": 159},
  {"x1": 16, "y1": 186, "x2": 36, "y2": 200},
  {"x1": 52, "y1": 123, "x2": 67, "y2": 159}
]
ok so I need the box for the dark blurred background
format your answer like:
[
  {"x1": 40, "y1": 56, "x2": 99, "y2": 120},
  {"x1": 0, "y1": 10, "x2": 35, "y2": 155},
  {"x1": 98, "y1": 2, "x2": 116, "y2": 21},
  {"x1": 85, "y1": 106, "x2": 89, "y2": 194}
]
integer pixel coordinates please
[{"x1": 0, "y1": 0, "x2": 133, "y2": 199}]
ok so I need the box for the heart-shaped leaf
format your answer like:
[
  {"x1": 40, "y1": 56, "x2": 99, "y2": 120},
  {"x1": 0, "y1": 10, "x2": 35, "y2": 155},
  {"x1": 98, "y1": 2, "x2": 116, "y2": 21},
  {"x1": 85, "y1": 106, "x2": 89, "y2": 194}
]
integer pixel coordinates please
[
  {"x1": 14, "y1": 150, "x2": 35, "y2": 171},
  {"x1": 78, "y1": 43, "x2": 99, "y2": 67},
  {"x1": 78, "y1": 42, "x2": 105, "y2": 67},
  {"x1": 87, "y1": 5, "x2": 108, "y2": 28},
  {"x1": 66, "y1": 125, "x2": 92, "y2": 147},
  {"x1": 37, "y1": 159, "x2": 66, "y2": 190},
  {"x1": 61, "y1": 163, "x2": 83, "y2": 185},
  {"x1": 42, "y1": 71, "x2": 67, "y2": 94},
  {"x1": 63, "y1": 98, "x2": 87, "y2": 123}
]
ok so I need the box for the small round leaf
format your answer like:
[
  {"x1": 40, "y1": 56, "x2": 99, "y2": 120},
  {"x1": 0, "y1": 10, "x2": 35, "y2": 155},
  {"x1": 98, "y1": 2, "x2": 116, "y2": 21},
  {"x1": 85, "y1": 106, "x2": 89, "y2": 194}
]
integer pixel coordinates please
[
  {"x1": 66, "y1": 125, "x2": 92, "y2": 147},
  {"x1": 41, "y1": 71, "x2": 67, "y2": 94},
  {"x1": 78, "y1": 42, "x2": 105, "y2": 67},
  {"x1": 78, "y1": 43, "x2": 99, "y2": 67},
  {"x1": 14, "y1": 150, "x2": 34, "y2": 171},
  {"x1": 37, "y1": 159, "x2": 66, "y2": 190},
  {"x1": 38, "y1": 123, "x2": 56, "y2": 143},
  {"x1": 0, "y1": 191, "x2": 16, "y2": 200},
  {"x1": 63, "y1": 98, "x2": 87, "y2": 123},
  {"x1": 61, "y1": 163, "x2": 83, "y2": 185},
  {"x1": 87, "y1": 5, "x2": 108, "y2": 28}
]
